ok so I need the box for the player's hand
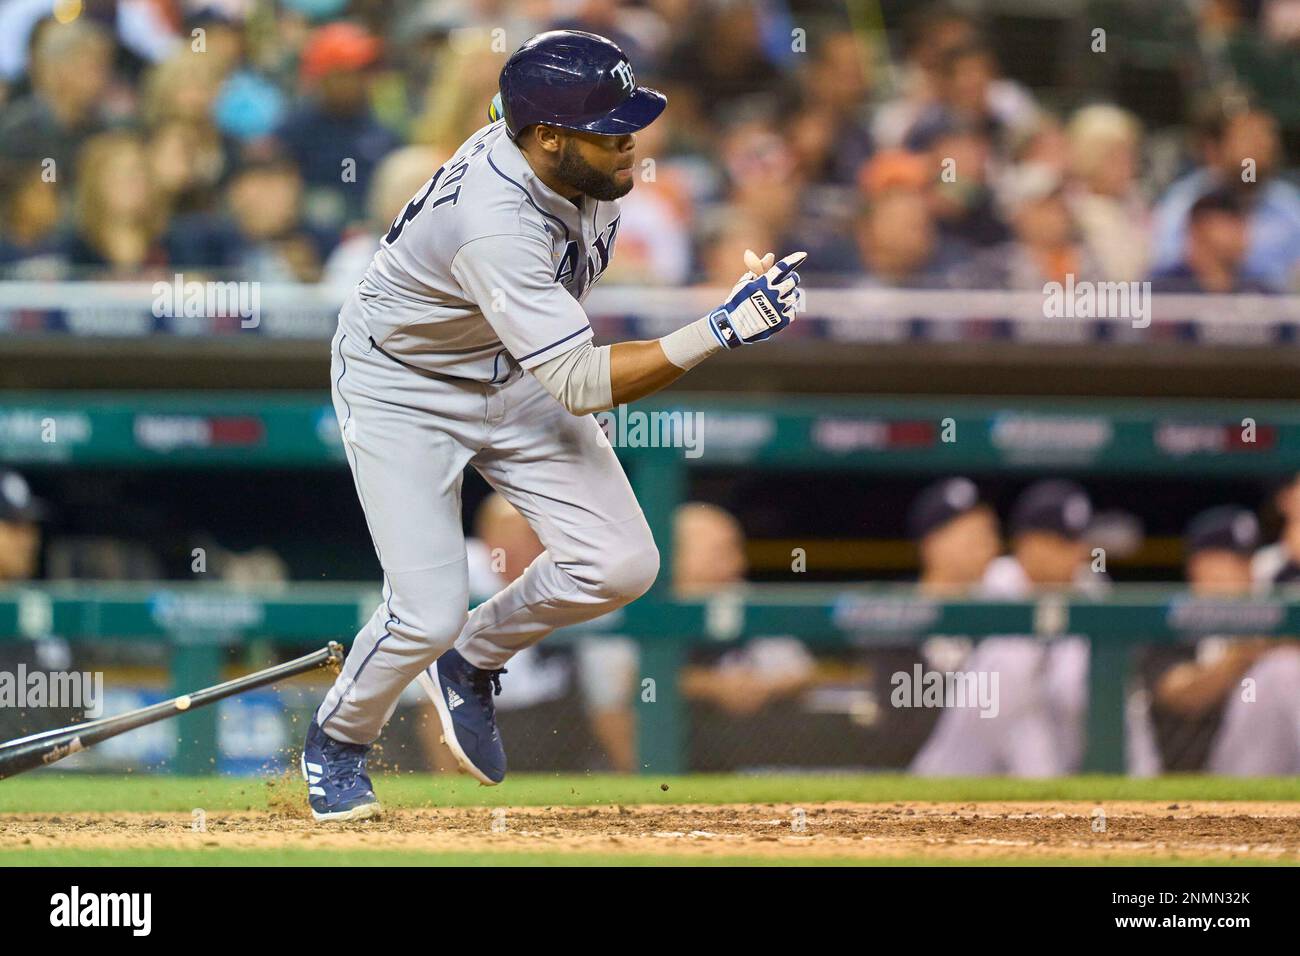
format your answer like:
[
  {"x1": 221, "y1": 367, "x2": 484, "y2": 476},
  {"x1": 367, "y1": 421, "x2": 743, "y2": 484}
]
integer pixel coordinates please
[
  {"x1": 742, "y1": 249, "x2": 775, "y2": 276},
  {"x1": 708, "y1": 250, "x2": 806, "y2": 349},
  {"x1": 721, "y1": 249, "x2": 775, "y2": 299}
]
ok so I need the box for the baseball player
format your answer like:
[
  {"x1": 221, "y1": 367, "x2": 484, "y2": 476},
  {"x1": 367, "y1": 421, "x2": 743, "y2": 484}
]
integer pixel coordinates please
[
  {"x1": 1147, "y1": 505, "x2": 1300, "y2": 775},
  {"x1": 911, "y1": 480, "x2": 1102, "y2": 777},
  {"x1": 302, "y1": 30, "x2": 807, "y2": 820},
  {"x1": 909, "y1": 477, "x2": 1000, "y2": 596},
  {"x1": 906, "y1": 476, "x2": 1001, "y2": 706},
  {"x1": 0, "y1": 470, "x2": 44, "y2": 584}
]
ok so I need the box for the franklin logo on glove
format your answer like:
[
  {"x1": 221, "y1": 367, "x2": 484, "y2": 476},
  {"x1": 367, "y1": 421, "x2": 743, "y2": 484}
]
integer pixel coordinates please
[
  {"x1": 705, "y1": 250, "x2": 807, "y2": 349},
  {"x1": 749, "y1": 292, "x2": 782, "y2": 328}
]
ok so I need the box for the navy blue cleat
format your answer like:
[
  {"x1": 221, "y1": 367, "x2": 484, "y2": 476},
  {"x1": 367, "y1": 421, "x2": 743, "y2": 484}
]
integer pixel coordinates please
[
  {"x1": 419, "y1": 648, "x2": 507, "y2": 785},
  {"x1": 302, "y1": 717, "x2": 381, "y2": 822}
]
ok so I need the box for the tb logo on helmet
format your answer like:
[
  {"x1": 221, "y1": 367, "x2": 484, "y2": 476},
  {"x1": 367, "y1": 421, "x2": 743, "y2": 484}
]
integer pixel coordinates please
[
  {"x1": 611, "y1": 60, "x2": 635, "y2": 92},
  {"x1": 496, "y1": 31, "x2": 665, "y2": 138}
]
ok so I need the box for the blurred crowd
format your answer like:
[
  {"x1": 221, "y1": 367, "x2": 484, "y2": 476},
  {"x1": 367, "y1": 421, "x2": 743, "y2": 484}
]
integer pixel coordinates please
[{"x1": 0, "y1": 0, "x2": 1298, "y2": 292}]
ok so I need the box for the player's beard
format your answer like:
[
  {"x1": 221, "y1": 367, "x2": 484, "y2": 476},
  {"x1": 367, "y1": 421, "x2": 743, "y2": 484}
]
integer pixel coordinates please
[{"x1": 555, "y1": 138, "x2": 633, "y2": 201}]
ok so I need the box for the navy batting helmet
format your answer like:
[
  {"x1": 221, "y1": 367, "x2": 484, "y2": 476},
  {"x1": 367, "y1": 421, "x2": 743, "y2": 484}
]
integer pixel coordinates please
[{"x1": 497, "y1": 30, "x2": 666, "y2": 139}]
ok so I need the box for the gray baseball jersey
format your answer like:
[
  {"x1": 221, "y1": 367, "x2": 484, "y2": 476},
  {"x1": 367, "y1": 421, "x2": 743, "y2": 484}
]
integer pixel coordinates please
[
  {"x1": 316, "y1": 121, "x2": 658, "y2": 747},
  {"x1": 347, "y1": 120, "x2": 622, "y2": 382},
  {"x1": 910, "y1": 557, "x2": 1094, "y2": 777}
]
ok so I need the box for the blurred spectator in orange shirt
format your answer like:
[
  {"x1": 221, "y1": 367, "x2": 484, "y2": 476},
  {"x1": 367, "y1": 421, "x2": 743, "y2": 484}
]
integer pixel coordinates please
[
  {"x1": 965, "y1": 164, "x2": 1101, "y2": 289},
  {"x1": 855, "y1": 187, "x2": 967, "y2": 288}
]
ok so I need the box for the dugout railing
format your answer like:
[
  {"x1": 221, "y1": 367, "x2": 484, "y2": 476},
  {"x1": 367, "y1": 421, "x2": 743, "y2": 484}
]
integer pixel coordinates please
[
  {"x1": 0, "y1": 582, "x2": 1297, "y2": 775},
  {"x1": 0, "y1": 282, "x2": 1297, "y2": 344},
  {"x1": 5, "y1": 389, "x2": 1300, "y2": 585},
  {"x1": 4, "y1": 287, "x2": 1300, "y2": 398}
]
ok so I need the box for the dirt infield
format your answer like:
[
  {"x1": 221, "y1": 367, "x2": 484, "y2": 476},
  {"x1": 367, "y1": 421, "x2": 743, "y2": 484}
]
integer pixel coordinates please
[{"x1": 3, "y1": 801, "x2": 1297, "y2": 862}]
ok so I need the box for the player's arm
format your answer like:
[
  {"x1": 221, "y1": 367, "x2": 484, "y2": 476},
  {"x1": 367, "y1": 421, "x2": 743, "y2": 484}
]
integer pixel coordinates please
[
  {"x1": 532, "y1": 250, "x2": 806, "y2": 413},
  {"x1": 1154, "y1": 639, "x2": 1274, "y2": 716}
]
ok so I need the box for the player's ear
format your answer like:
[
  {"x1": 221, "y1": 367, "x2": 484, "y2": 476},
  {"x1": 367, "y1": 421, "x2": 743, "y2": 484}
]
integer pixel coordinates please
[{"x1": 533, "y1": 124, "x2": 563, "y2": 155}]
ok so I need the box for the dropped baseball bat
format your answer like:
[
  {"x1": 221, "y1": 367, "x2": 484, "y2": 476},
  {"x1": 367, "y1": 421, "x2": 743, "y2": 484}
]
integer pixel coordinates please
[{"x1": 0, "y1": 641, "x2": 343, "y2": 780}]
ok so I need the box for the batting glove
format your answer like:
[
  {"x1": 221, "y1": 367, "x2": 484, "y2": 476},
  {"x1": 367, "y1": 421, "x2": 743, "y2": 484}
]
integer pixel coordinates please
[{"x1": 707, "y1": 251, "x2": 807, "y2": 349}]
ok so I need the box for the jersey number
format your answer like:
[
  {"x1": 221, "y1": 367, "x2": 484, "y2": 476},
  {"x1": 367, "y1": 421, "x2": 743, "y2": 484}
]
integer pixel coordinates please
[{"x1": 383, "y1": 142, "x2": 485, "y2": 246}]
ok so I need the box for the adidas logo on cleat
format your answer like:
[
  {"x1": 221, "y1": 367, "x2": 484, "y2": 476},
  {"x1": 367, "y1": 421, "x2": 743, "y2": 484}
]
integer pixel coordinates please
[{"x1": 447, "y1": 688, "x2": 464, "y2": 710}]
